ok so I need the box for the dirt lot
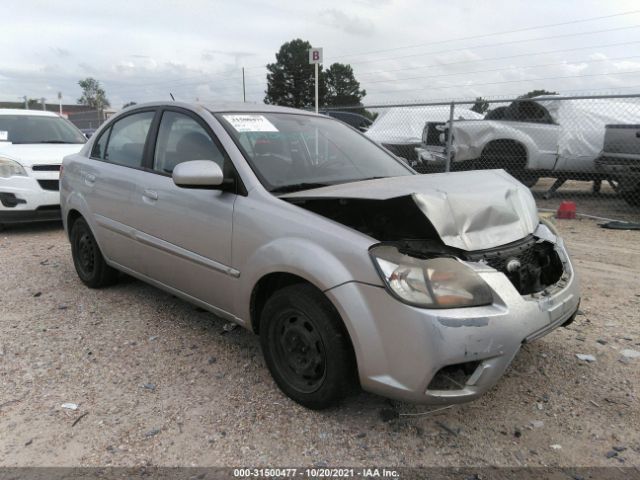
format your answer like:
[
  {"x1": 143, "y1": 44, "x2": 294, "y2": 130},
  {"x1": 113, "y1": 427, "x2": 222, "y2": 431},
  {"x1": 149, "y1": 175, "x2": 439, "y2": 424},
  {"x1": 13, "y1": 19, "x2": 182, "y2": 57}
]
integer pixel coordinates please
[
  {"x1": 0, "y1": 217, "x2": 639, "y2": 468},
  {"x1": 533, "y1": 177, "x2": 640, "y2": 223}
]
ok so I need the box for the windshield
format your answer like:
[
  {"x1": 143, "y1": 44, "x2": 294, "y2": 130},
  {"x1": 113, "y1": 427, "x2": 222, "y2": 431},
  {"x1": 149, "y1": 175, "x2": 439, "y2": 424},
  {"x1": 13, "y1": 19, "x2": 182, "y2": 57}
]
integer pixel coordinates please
[
  {"x1": 217, "y1": 112, "x2": 412, "y2": 192},
  {"x1": 0, "y1": 115, "x2": 86, "y2": 144}
]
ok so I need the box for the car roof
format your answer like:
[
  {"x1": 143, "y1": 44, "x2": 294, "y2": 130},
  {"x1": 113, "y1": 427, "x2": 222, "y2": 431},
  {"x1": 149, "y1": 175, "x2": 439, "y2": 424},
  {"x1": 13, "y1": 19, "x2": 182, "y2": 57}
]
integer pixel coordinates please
[
  {"x1": 124, "y1": 101, "x2": 320, "y2": 116},
  {"x1": 0, "y1": 108, "x2": 61, "y2": 117}
]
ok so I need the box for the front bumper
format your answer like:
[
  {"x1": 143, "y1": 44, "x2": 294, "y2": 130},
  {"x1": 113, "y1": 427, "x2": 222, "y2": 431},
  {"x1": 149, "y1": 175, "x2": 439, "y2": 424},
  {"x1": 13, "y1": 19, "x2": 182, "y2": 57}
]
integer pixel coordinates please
[
  {"x1": 413, "y1": 147, "x2": 476, "y2": 174},
  {"x1": 325, "y1": 236, "x2": 580, "y2": 404},
  {"x1": 0, "y1": 174, "x2": 61, "y2": 224}
]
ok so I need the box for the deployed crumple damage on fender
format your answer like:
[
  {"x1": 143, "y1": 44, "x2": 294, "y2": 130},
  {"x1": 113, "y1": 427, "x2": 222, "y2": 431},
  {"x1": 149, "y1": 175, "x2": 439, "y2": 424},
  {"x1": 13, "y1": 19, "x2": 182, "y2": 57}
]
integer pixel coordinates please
[{"x1": 281, "y1": 169, "x2": 538, "y2": 251}]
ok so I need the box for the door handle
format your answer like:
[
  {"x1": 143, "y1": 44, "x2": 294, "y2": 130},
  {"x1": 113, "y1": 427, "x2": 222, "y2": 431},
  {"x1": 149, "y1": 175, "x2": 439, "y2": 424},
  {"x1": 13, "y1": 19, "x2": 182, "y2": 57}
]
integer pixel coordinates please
[{"x1": 143, "y1": 189, "x2": 158, "y2": 201}]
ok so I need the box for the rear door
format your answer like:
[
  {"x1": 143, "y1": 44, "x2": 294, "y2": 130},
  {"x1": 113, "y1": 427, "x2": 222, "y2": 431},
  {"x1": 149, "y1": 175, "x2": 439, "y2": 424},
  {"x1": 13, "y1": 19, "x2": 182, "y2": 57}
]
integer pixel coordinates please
[
  {"x1": 83, "y1": 109, "x2": 157, "y2": 272},
  {"x1": 127, "y1": 107, "x2": 238, "y2": 313}
]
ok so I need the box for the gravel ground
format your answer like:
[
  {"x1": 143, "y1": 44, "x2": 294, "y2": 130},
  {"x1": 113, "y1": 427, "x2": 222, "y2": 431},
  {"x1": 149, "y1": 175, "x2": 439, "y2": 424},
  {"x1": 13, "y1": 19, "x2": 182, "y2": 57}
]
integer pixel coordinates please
[
  {"x1": 0, "y1": 217, "x2": 639, "y2": 467},
  {"x1": 532, "y1": 178, "x2": 640, "y2": 222}
]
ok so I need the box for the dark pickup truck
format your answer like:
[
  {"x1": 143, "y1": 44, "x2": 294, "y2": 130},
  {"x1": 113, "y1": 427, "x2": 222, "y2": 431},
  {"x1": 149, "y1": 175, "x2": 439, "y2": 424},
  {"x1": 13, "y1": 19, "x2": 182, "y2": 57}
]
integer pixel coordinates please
[{"x1": 595, "y1": 124, "x2": 640, "y2": 206}]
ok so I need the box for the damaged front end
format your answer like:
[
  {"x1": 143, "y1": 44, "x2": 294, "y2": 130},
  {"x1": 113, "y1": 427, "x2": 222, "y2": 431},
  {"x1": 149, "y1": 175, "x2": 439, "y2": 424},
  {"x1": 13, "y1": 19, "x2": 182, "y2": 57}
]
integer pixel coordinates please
[{"x1": 282, "y1": 170, "x2": 565, "y2": 299}]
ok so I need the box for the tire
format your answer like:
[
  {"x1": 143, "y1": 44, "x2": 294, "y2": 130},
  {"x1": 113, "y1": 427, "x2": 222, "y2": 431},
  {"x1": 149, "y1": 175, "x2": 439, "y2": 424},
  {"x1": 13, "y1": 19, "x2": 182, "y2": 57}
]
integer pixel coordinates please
[
  {"x1": 70, "y1": 217, "x2": 118, "y2": 288},
  {"x1": 479, "y1": 143, "x2": 538, "y2": 188},
  {"x1": 259, "y1": 284, "x2": 356, "y2": 410}
]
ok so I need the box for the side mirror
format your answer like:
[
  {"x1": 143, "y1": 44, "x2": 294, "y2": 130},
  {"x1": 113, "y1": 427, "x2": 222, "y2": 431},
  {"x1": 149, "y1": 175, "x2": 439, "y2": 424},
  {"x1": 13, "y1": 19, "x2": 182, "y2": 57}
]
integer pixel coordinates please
[{"x1": 172, "y1": 160, "x2": 224, "y2": 188}]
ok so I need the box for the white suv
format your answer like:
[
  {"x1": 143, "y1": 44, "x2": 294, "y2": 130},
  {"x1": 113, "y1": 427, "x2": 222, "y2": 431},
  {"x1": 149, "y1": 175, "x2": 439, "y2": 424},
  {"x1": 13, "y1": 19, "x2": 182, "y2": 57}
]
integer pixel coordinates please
[{"x1": 0, "y1": 109, "x2": 86, "y2": 227}]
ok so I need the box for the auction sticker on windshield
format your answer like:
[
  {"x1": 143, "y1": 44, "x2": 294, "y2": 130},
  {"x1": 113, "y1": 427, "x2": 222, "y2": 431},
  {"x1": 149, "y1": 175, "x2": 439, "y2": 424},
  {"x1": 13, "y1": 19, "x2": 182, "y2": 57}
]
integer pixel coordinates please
[
  {"x1": 0, "y1": 131, "x2": 8, "y2": 141},
  {"x1": 223, "y1": 114, "x2": 278, "y2": 132}
]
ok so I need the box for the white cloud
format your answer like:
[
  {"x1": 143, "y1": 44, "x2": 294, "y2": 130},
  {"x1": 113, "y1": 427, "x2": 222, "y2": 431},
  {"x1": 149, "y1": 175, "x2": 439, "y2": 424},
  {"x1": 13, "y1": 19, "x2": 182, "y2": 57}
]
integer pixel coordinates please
[{"x1": 1, "y1": 0, "x2": 640, "y2": 107}]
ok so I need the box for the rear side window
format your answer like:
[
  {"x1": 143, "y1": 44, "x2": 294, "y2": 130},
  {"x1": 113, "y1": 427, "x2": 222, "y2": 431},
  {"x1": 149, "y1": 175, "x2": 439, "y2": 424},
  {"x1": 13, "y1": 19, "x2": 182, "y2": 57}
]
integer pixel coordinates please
[
  {"x1": 91, "y1": 128, "x2": 110, "y2": 159},
  {"x1": 153, "y1": 111, "x2": 226, "y2": 174},
  {"x1": 103, "y1": 111, "x2": 155, "y2": 168}
]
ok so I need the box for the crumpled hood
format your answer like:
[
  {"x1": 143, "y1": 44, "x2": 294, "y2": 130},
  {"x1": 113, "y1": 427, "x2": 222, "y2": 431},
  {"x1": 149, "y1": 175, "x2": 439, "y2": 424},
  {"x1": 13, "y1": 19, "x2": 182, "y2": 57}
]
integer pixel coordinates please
[
  {"x1": 0, "y1": 143, "x2": 84, "y2": 167},
  {"x1": 281, "y1": 169, "x2": 539, "y2": 251}
]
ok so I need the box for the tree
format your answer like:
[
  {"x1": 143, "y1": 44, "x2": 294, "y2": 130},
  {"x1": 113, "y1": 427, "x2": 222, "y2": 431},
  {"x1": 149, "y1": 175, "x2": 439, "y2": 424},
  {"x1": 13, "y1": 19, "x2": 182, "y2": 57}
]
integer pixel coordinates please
[
  {"x1": 324, "y1": 63, "x2": 366, "y2": 108},
  {"x1": 518, "y1": 89, "x2": 558, "y2": 99},
  {"x1": 26, "y1": 98, "x2": 41, "y2": 109},
  {"x1": 123, "y1": 101, "x2": 137, "y2": 108},
  {"x1": 77, "y1": 77, "x2": 110, "y2": 110},
  {"x1": 470, "y1": 97, "x2": 489, "y2": 114},
  {"x1": 264, "y1": 39, "x2": 326, "y2": 108}
]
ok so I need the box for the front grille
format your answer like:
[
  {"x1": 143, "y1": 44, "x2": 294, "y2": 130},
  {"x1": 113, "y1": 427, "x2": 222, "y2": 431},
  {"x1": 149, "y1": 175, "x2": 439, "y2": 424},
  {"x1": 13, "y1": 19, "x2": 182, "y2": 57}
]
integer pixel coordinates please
[
  {"x1": 37, "y1": 180, "x2": 60, "y2": 191},
  {"x1": 465, "y1": 236, "x2": 564, "y2": 295},
  {"x1": 32, "y1": 164, "x2": 61, "y2": 171},
  {"x1": 381, "y1": 143, "x2": 420, "y2": 161}
]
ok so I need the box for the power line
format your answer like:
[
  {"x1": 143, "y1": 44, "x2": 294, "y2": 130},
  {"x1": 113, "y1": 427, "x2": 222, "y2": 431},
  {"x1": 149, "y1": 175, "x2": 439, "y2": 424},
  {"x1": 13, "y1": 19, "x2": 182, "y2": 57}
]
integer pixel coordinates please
[
  {"x1": 104, "y1": 19, "x2": 640, "y2": 93},
  {"x1": 364, "y1": 68, "x2": 640, "y2": 96},
  {"x1": 326, "y1": 9, "x2": 640, "y2": 61},
  {"x1": 358, "y1": 54, "x2": 640, "y2": 86},
  {"x1": 343, "y1": 24, "x2": 640, "y2": 68}
]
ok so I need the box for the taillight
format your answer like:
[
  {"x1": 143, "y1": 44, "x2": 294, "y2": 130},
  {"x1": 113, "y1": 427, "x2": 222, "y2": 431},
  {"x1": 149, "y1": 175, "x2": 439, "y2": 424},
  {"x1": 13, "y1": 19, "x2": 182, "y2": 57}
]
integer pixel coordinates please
[{"x1": 59, "y1": 164, "x2": 64, "y2": 178}]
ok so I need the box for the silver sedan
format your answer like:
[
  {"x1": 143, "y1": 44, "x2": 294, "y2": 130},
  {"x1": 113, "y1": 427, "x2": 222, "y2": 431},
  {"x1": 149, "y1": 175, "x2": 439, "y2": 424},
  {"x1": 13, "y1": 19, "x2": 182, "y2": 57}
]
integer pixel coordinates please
[{"x1": 60, "y1": 102, "x2": 580, "y2": 409}]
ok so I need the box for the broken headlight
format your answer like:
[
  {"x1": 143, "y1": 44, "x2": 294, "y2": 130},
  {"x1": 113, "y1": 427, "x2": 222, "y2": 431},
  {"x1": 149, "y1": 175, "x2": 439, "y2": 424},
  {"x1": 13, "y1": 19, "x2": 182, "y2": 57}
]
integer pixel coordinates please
[
  {"x1": 370, "y1": 245, "x2": 493, "y2": 309},
  {"x1": 0, "y1": 157, "x2": 27, "y2": 178}
]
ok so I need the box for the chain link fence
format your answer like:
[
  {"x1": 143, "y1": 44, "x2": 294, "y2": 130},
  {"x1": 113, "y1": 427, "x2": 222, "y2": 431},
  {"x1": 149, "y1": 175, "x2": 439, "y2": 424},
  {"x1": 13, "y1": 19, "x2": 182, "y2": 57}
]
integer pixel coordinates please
[{"x1": 335, "y1": 94, "x2": 640, "y2": 222}]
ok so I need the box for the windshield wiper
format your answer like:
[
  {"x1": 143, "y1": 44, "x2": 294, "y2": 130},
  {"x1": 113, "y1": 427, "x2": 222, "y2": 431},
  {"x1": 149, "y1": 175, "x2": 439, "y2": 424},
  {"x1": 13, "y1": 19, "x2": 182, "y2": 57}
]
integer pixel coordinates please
[
  {"x1": 34, "y1": 140, "x2": 81, "y2": 144},
  {"x1": 270, "y1": 182, "x2": 331, "y2": 194}
]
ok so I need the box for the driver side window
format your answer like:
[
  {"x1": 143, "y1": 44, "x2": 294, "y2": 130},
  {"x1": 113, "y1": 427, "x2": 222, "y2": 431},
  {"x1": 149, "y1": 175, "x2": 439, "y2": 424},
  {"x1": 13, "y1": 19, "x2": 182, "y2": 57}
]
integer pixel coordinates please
[{"x1": 154, "y1": 111, "x2": 226, "y2": 174}]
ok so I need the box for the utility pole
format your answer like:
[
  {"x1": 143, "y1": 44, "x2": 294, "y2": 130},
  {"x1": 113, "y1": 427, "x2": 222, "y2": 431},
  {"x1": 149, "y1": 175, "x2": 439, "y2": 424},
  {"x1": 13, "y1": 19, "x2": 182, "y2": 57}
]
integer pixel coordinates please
[
  {"x1": 23, "y1": 96, "x2": 28, "y2": 109},
  {"x1": 242, "y1": 67, "x2": 246, "y2": 103},
  {"x1": 58, "y1": 92, "x2": 63, "y2": 115},
  {"x1": 40, "y1": 97, "x2": 46, "y2": 111}
]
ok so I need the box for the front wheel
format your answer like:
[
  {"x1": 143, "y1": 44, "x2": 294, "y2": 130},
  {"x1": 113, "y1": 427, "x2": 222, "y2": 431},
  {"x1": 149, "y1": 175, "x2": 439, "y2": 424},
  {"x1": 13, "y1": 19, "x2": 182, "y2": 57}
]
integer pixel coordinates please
[
  {"x1": 260, "y1": 284, "x2": 356, "y2": 410},
  {"x1": 70, "y1": 217, "x2": 118, "y2": 288}
]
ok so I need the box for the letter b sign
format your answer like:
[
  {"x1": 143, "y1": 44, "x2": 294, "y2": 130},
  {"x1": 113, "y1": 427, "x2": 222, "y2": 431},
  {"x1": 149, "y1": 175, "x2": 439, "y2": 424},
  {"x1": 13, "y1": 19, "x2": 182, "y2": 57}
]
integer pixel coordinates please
[{"x1": 309, "y1": 48, "x2": 323, "y2": 64}]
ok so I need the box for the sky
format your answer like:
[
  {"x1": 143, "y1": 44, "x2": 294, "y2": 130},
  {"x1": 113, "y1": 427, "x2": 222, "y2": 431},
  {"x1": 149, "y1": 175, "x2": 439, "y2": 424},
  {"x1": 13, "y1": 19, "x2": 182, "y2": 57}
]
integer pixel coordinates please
[{"x1": 1, "y1": 0, "x2": 640, "y2": 108}]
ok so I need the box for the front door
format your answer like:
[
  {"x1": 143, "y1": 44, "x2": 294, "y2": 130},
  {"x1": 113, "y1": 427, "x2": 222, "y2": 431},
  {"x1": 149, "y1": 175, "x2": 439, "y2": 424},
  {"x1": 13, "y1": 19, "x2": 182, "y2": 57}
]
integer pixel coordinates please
[{"x1": 129, "y1": 108, "x2": 237, "y2": 313}]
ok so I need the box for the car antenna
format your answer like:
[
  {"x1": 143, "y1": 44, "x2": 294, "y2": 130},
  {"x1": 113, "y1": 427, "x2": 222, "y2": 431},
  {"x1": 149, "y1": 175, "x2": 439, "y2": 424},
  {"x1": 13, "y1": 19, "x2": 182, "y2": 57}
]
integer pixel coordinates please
[{"x1": 170, "y1": 93, "x2": 175, "y2": 101}]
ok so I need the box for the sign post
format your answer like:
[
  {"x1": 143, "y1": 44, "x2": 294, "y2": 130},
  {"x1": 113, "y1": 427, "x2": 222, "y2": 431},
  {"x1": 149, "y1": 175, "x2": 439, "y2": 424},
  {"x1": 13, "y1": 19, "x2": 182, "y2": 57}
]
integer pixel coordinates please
[{"x1": 309, "y1": 47, "x2": 323, "y2": 114}]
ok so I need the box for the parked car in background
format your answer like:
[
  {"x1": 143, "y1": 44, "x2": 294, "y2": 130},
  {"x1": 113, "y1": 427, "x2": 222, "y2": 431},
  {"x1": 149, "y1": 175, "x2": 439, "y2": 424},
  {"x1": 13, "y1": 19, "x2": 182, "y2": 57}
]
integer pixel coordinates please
[
  {"x1": 365, "y1": 106, "x2": 483, "y2": 166},
  {"x1": 320, "y1": 110, "x2": 372, "y2": 132},
  {"x1": 61, "y1": 101, "x2": 580, "y2": 409},
  {"x1": 595, "y1": 124, "x2": 640, "y2": 206},
  {"x1": 0, "y1": 109, "x2": 86, "y2": 228},
  {"x1": 416, "y1": 95, "x2": 640, "y2": 190}
]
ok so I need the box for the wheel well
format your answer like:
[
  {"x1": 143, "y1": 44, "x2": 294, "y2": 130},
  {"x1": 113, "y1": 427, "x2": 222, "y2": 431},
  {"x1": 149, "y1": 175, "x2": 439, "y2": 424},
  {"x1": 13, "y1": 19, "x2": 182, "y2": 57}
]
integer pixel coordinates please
[
  {"x1": 66, "y1": 210, "x2": 82, "y2": 239},
  {"x1": 481, "y1": 139, "x2": 527, "y2": 165},
  {"x1": 250, "y1": 273, "x2": 309, "y2": 333},
  {"x1": 250, "y1": 272, "x2": 360, "y2": 385}
]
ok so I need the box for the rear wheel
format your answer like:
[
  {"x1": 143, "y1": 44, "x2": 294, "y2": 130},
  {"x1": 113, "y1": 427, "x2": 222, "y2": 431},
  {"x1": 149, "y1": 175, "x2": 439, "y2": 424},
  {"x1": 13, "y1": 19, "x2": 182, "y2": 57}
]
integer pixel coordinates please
[
  {"x1": 479, "y1": 143, "x2": 538, "y2": 188},
  {"x1": 260, "y1": 284, "x2": 356, "y2": 410},
  {"x1": 70, "y1": 217, "x2": 118, "y2": 288}
]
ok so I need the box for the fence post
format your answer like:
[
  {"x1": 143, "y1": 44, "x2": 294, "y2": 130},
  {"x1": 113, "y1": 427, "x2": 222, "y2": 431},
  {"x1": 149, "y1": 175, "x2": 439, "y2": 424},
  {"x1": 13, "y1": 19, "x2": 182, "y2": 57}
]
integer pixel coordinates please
[{"x1": 445, "y1": 101, "x2": 455, "y2": 173}]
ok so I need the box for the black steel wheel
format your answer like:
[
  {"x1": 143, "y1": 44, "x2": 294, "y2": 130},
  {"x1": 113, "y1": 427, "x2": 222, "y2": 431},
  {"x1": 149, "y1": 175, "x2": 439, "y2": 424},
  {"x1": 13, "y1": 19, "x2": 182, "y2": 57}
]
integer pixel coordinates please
[
  {"x1": 70, "y1": 217, "x2": 118, "y2": 288},
  {"x1": 260, "y1": 284, "x2": 356, "y2": 409}
]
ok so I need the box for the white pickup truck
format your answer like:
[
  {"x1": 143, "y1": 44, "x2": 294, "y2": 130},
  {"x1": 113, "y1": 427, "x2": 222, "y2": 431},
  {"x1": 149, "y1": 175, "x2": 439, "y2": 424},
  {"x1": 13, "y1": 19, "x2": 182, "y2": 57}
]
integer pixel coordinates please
[{"x1": 416, "y1": 96, "x2": 640, "y2": 194}]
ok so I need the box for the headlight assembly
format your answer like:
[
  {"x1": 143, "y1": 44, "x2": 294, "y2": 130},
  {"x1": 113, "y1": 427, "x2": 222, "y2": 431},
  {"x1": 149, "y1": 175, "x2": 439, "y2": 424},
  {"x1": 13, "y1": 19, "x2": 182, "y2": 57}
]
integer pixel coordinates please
[
  {"x1": 370, "y1": 245, "x2": 493, "y2": 309},
  {"x1": 0, "y1": 156, "x2": 27, "y2": 178}
]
